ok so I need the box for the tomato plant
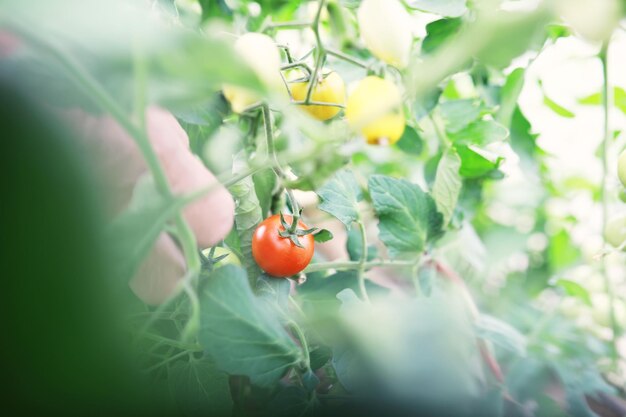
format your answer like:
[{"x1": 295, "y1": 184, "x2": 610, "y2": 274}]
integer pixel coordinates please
[{"x1": 3, "y1": 0, "x2": 626, "y2": 416}]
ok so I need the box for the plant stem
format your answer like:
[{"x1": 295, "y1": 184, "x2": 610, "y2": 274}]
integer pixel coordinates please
[
  {"x1": 304, "y1": 0, "x2": 327, "y2": 105},
  {"x1": 325, "y1": 48, "x2": 369, "y2": 69},
  {"x1": 599, "y1": 41, "x2": 620, "y2": 365},
  {"x1": 288, "y1": 321, "x2": 311, "y2": 370},
  {"x1": 304, "y1": 259, "x2": 415, "y2": 273},
  {"x1": 356, "y1": 221, "x2": 371, "y2": 303}
]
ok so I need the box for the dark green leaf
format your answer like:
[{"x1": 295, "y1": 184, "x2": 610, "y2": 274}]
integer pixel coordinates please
[
  {"x1": 432, "y1": 151, "x2": 462, "y2": 226},
  {"x1": 509, "y1": 107, "x2": 539, "y2": 161},
  {"x1": 264, "y1": 386, "x2": 311, "y2": 417},
  {"x1": 309, "y1": 346, "x2": 332, "y2": 370},
  {"x1": 396, "y1": 125, "x2": 424, "y2": 155},
  {"x1": 198, "y1": 266, "x2": 302, "y2": 387},
  {"x1": 317, "y1": 170, "x2": 363, "y2": 228},
  {"x1": 168, "y1": 359, "x2": 233, "y2": 417},
  {"x1": 475, "y1": 314, "x2": 527, "y2": 356},
  {"x1": 408, "y1": 0, "x2": 467, "y2": 17},
  {"x1": 456, "y1": 145, "x2": 503, "y2": 179},
  {"x1": 368, "y1": 175, "x2": 444, "y2": 257},
  {"x1": 422, "y1": 18, "x2": 463, "y2": 55}
]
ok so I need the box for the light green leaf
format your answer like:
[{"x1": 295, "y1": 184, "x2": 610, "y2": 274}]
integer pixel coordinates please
[
  {"x1": 168, "y1": 359, "x2": 233, "y2": 416},
  {"x1": 413, "y1": 88, "x2": 443, "y2": 120},
  {"x1": 448, "y1": 120, "x2": 509, "y2": 145},
  {"x1": 440, "y1": 99, "x2": 486, "y2": 133},
  {"x1": 368, "y1": 175, "x2": 443, "y2": 258},
  {"x1": 497, "y1": 68, "x2": 526, "y2": 128},
  {"x1": 475, "y1": 314, "x2": 527, "y2": 356},
  {"x1": 432, "y1": 151, "x2": 462, "y2": 226},
  {"x1": 543, "y1": 95, "x2": 575, "y2": 118},
  {"x1": 107, "y1": 175, "x2": 187, "y2": 283},
  {"x1": 253, "y1": 169, "x2": 278, "y2": 219},
  {"x1": 417, "y1": 267, "x2": 435, "y2": 296},
  {"x1": 317, "y1": 170, "x2": 363, "y2": 228},
  {"x1": 555, "y1": 279, "x2": 592, "y2": 307},
  {"x1": 408, "y1": 0, "x2": 467, "y2": 18},
  {"x1": 198, "y1": 265, "x2": 302, "y2": 387},
  {"x1": 615, "y1": 86, "x2": 626, "y2": 114}
]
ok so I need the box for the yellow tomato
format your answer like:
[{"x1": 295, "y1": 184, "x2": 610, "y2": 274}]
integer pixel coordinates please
[
  {"x1": 345, "y1": 76, "x2": 405, "y2": 145},
  {"x1": 604, "y1": 213, "x2": 626, "y2": 249},
  {"x1": 618, "y1": 149, "x2": 626, "y2": 188},
  {"x1": 223, "y1": 33, "x2": 283, "y2": 113},
  {"x1": 290, "y1": 71, "x2": 346, "y2": 121},
  {"x1": 357, "y1": 0, "x2": 413, "y2": 68}
]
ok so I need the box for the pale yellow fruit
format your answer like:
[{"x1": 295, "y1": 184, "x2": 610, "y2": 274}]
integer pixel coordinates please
[
  {"x1": 345, "y1": 76, "x2": 405, "y2": 145},
  {"x1": 290, "y1": 71, "x2": 346, "y2": 121},
  {"x1": 223, "y1": 33, "x2": 283, "y2": 113},
  {"x1": 618, "y1": 149, "x2": 626, "y2": 188},
  {"x1": 556, "y1": 0, "x2": 621, "y2": 42},
  {"x1": 603, "y1": 212, "x2": 626, "y2": 249},
  {"x1": 357, "y1": 0, "x2": 413, "y2": 68}
]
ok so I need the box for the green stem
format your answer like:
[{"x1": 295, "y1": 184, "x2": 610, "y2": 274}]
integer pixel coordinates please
[
  {"x1": 288, "y1": 321, "x2": 311, "y2": 370},
  {"x1": 325, "y1": 48, "x2": 368, "y2": 69},
  {"x1": 304, "y1": 259, "x2": 415, "y2": 273},
  {"x1": 356, "y1": 221, "x2": 370, "y2": 303},
  {"x1": 599, "y1": 41, "x2": 620, "y2": 365},
  {"x1": 304, "y1": 0, "x2": 327, "y2": 105}
]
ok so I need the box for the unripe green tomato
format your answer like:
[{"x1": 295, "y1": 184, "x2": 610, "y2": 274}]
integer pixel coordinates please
[
  {"x1": 618, "y1": 149, "x2": 626, "y2": 188},
  {"x1": 619, "y1": 189, "x2": 626, "y2": 204},
  {"x1": 202, "y1": 246, "x2": 241, "y2": 269},
  {"x1": 603, "y1": 213, "x2": 626, "y2": 249}
]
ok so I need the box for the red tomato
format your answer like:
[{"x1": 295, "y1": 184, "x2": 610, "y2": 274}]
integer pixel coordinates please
[{"x1": 252, "y1": 214, "x2": 315, "y2": 277}]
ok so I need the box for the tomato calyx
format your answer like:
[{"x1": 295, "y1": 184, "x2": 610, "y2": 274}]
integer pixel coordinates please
[{"x1": 277, "y1": 211, "x2": 318, "y2": 248}]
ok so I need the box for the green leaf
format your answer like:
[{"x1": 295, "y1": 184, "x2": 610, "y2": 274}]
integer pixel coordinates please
[
  {"x1": 413, "y1": 88, "x2": 443, "y2": 120},
  {"x1": 432, "y1": 151, "x2": 462, "y2": 226},
  {"x1": 313, "y1": 229, "x2": 334, "y2": 243},
  {"x1": 256, "y1": 274, "x2": 291, "y2": 314},
  {"x1": 497, "y1": 68, "x2": 526, "y2": 128},
  {"x1": 422, "y1": 18, "x2": 464, "y2": 55},
  {"x1": 198, "y1": 265, "x2": 302, "y2": 387},
  {"x1": 440, "y1": 99, "x2": 486, "y2": 133},
  {"x1": 168, "y1": 359, "x2": 233, "y2": 416},
  {"x1": 543, "y1": 95, "x2": 575, "y2": 118},
  {"x1": 448, "y1": 120, "x2": 509, "y2": 145},
  {"x1": 475, "y1": 314, "x2": 527, "y2": 356},
  {"x1": 407, "y1": 0, "x2": 467, "y2": 17},
  {"x1": 107, "y1": 175, "x2": 187, "y2": 283},
  {"x1": 253, "y1": 169, "x2": 278, "y2": 219},
  {"x1": 456, "y1": 145, "x2": 503, "y2": 179},
  {"x1": 264, "y1": 386, "x2": 311, "y2": 417},
  {"x1": 309, "y1": 346, "x2": 332, "y2": 370},
  {"x1": 509, "y1": 107, "x2": 539, "y2": 161},
  {"x1": 578, "y1": 92, "x2": 602, "y2": 105},
  {"x1": 555, "y1": 279, "x2": 592, "y2": 307},
  {"x1": 317, "y1": 170, "x2": 363, "y2": 228},
  {"x1": 546, "y1": 23, "x2": 572, "y2": 40},
  {"x1": 368, "y1": 175, "x2": 443, "y2": 257},
  {"x1": 395, "y1": 125, "x2": 424, "y2": 155},
  {"x1": 548, "y1": 229, "x2": 580, "y2": 271}
]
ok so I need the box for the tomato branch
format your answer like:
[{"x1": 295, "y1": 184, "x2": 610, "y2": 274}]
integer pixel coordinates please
[
  {"x1": 304, "y1": 259, "x2": 416, "y2": 273},
  {"x1": 356, "y1": 220, "x2": 371, "y2": 303},
  {"x1": 599, "y1": 40, "x2": 620, "y2": 366}
]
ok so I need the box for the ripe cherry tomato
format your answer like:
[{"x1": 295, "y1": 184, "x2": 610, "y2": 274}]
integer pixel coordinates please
[
  {"x1": 252, "y1": 214, "x2": 315, "y2": 277},
  {"x1": 291, "y1": 71, "x2": 346, "y2": 121}
]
